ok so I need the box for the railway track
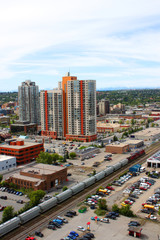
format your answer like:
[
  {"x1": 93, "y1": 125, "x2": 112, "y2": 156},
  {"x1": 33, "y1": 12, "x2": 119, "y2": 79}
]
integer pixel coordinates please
[{"x1": 2, "y1": 142, "x2": 160, "y2": 240}]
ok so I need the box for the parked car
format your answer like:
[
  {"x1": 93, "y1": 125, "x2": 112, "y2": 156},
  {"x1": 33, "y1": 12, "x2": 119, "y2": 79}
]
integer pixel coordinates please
[
  {"x1": 77, "y1": 226, "x2": 86, "y2": 232},
  {"x1": 47, "y1": 225, "x2": 56, "y2": 230},
  {"x1": 100, "y1": 218, "x2": 109, "y2": 223},
  {"x1": 128, "y1": 221, "x2": 140, "y2": 226},
  {"x1": 17, "y1": 199, "x2": 24, "y2": 204},
  {"x1": 106, "y1": 186, "x2": 115, "y2": 191},
  {"x1": 65, "y1": 212, "x2": 74, "y2": 218},
  {"x1": 35, "y1": 231, "x2": 44, "y2": 237},
  {"x1": 26, "y1": 237, "x2": 37, "y2": 240}
]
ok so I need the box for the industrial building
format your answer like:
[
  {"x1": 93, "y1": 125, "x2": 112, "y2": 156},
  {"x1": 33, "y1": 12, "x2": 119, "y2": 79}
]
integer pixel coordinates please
[
  {"x1": 75, "y1": 147, "x2": 100, "y2": 160},
  {"x1": 0, "y1": 140, "x2": 44, "y2": 165},
  {"x1": 132, "y1": 127, "x2": 160, "y2": 141},
  {"x1": 124, "y1": 140, "x2": 144, "y2": 149},
  {"x1": 0, "y1": 155, "x2": 16, "y2": 171},
  {"x1": 105, "y1": 142, "x2": 130, "y2": 154},
  {"x1": 147, "y1": 150, "x2": 160, "y2": 168},
  {"x1": 6, "y1": 163, "x2": 67, "y2": 191},
  {"x1": 41, "y1": 73, "x2": 97, "y2": 142}
]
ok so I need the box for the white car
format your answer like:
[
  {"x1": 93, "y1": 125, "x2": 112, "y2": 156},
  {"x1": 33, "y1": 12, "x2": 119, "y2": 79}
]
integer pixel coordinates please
[
  {"x1": 150, "y1": 215, "x2": 157, "y2": 220},
  {"x1": 100, "y1": 218, "x2": 109, "y2": 223},
  {"x1": 77, "y1": 226, "x2": 86, "y2": 232}
]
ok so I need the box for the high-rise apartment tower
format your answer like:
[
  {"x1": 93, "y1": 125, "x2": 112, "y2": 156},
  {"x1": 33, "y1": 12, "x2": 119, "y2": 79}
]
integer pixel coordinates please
[
  {"x1": 40, "y1": 73, "x2": 97, "y2": 142},
  {"x1": 18, "y1": 80, "x2": 40, "y2": 124}
]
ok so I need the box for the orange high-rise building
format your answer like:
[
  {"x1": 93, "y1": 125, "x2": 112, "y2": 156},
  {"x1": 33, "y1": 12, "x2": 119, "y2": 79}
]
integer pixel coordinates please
[{"x1": 41, "y1": 72, "x2": 97, "y2": 142}]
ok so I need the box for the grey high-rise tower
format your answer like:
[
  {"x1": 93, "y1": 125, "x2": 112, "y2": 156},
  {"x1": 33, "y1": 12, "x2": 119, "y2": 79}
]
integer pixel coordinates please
[{"x1": 18, "y1": 80, "x2": 40, "y2": 124}]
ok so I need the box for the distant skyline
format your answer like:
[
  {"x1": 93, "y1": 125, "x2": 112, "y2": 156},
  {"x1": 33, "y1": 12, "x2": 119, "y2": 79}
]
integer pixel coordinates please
[{"x1": 1, "y1": 0, "x2": 160, "y2": 91}]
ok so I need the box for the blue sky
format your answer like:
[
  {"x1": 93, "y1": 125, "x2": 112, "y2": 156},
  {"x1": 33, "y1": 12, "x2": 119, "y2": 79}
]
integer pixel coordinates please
[{"x1": 1, "y1": 0, "x2": 160, "y2": 91}]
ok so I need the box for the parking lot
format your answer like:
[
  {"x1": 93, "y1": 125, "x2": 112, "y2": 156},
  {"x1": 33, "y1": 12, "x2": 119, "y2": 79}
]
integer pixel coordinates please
[
  {"x1": 34, "y1": 206, "x2": 160, "y2": 240},
  {"x1": 0, "y1": 188, "x2": 29, "y2": 220}
]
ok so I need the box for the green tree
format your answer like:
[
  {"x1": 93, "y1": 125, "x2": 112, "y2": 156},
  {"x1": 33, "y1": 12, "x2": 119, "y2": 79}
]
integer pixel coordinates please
[
  {"x1": 29, "y1": 190, "x2": 45, "y2": 207},
  {"x1": 98, "y1": 199, "x2": 107, "y2": 210},
  {"x1": 69, "y1": 152, "x2": 76, "y2": 159},
  {"x1": 0, "y1": 174, "x2": 3, "y2": 182},
  {"x1": 131, "y1": 119, "x2": 135, "y2": 125},
  {"x1": 112, "y1": 204, "x2": 120, "y2": 213},
  {"x1": 151, "y1": 123, "x2": 155, "y2": 127},
  {"x1": 2, "y1": 206, "x2": 15, "y2": 222},
  {"x1": 119, "y1": 205, "x2": 134, "y2": 217},
  {"x1": 113, "y1": 135, "x2": 118, "y2": 141},
  {"x1": 62, "y1": 186, "x2": 68, "y2": 191}
]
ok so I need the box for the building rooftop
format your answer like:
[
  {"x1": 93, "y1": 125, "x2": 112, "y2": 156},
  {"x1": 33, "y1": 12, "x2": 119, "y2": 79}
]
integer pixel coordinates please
[
  {"x1": 21, "y1": 163, "x2": 66, "y2": 175},
  {"x1": 124, "y1": 139, "x2": 144, "y2": 145},
  {"x1": 0, "y1": 141, "x2": 43, "y2": 150},
  {"x1": 134, "y1": 128, "x2": 160, "y2": 137},
  {"x1": 10, "y1": 173, "x2": 40, "y2": 182},
  {"x1": 97, "y1": 122, "x2": 120, "y2": 128},
  {"x1": 0, "y1": 155, "x2": 16, "y2": 162},
  {"x1": 106, "y1": 142, "x2": 129, "y2": 147}
]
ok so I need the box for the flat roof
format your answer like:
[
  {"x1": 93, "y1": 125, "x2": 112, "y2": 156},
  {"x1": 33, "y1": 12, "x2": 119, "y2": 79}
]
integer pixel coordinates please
[
  {"x1": 10, "y1": 173, "x2": 40, "y2": 182},
  {"x1": 124, "y1": 140, "x2": 144, "y2": 144},
  {"x1": 97, "y1": 122, "x2": 120, "y2": 128},
  {"x1": 0, "y1": 141, "x2": 43, "y2": 149},
  {"x1": 0, "y1": 155, "x2": 16, "y2": 162},
  {"x1": 106, "y1": 142, "x2": 129, "y2": 147},
  {"x1": 134, "y1": 128, "x2": 160, "y2": 137},
  {"x1": 21, "y1": 163, "x2": 66, "y2": 175}
]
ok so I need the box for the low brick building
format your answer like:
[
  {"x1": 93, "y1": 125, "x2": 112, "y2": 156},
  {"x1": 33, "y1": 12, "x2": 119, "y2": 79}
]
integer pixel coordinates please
[
  {"x1": 105, "y1": 142, "x2": 129, "y2": 154},
  {"x1": 0, "y1": 140, "x2": 44, "y2": 165},
  {"x1": 6, "y1": 163, "x2": 67, "y2": 191}
]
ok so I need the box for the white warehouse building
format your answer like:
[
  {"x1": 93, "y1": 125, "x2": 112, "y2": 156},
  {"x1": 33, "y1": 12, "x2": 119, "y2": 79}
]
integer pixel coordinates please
[{"x1": 0, "y1": 155, "x2": 16, "y2": 172}]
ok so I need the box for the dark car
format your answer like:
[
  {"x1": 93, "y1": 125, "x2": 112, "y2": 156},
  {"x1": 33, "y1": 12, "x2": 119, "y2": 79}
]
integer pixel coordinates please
[
  {"x1": 49, "y1": 221, "x2": 61, "y2": 228},
  {"x1": 141, "y1": 209, "x2": 150, "y2": 213},
  {"x1": 67, "y1": 210, "x2": 77, "y2": 216},
  {"x1": 109, "y1": 211, "x2": 119, "y2": 217},
  {"x1": 85, "y1": 233, "x2": 94, "y2": 238},
  {"x1": 47, "y1": 225, "x2": 56, "y2": 230},
  {"x1": 106, "y1": 213, "x2": 116, "y2": 219},
  {"x1": 129, "y1": 194, "x2": 139, "y2": 199},
  {"x1": 0, "y1": 196, "x2": 7, "y2": 200},
  {"x1": 83, "y1": 235, "x2": 91, "y2": 240},
  {"x1": 35, "y1": 231, "x2": 44, "y2": 237},
  {"x1": 128, "y1": 221, "x2": 140, "y2": 227},
  {"x1": 65, "y1": 212, "x2": 73, "y2": 218},
  {"x1": 128, "y1": 197, "x2": 135, "y2": 202}
]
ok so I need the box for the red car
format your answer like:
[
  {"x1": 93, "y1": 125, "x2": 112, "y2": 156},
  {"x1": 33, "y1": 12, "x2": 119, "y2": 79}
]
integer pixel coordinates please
[
  {"x1": 139, "y1": 187, "x2": 147, "y2": 191},
  {"x1": 106, "y1": 186, "x2": 115, "y2": 191},
  {"x1": 124, "y1": 200, "x2": 132, "y2": 205},
  {"x1": 146, "y1": 182, "x2": 152, "y2": 186},
  {"x1": 25, "y1": 237, "x2": 37, "y2": 240},
  {"x1": 0, "y1": 206, "x2": 6, "y2": 211}
]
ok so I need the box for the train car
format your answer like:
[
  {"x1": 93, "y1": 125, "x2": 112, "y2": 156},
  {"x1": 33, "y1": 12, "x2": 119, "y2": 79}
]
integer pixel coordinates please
[
  {"x1": 56, "y1": 189, "x2": 72, "y2": 203},
  {"x1": 19, "y1": 206, "x2": 40, "y2": 224},
  {"x1": 104, "y1": 166, "x2": 114, "y2": 177},
  {"x1": 94, "y1": 171, "x2": 106, "y2": 182},
  {"x1": 70, "y1": 182, "x2": 85, "y2": 195},
  {"x1": 38, "y1": 197, "x2": 58, "y2": 213},
  {"x1": 82, "y1": 176, "x2": 96, "y2": 187},
  {"x1": 120, "y1": 158, "x2": 128, "y2": 167},
  {"x1": 112, "y1": 162, "x2": 121, "y2": 171},
  {"x1": 0, "y1": 217, "x2": 21, "y2": 237}
]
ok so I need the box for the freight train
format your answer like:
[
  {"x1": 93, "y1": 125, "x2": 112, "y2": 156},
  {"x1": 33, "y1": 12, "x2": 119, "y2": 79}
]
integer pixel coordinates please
[{"x1": 0, "y1": 149, "x2": 145, "y2": 237}]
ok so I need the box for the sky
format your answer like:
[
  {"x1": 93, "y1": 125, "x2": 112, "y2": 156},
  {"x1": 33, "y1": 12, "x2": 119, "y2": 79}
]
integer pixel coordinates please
[{"x1": 0, "y1": 0, "x2": 160, "y2": 91}]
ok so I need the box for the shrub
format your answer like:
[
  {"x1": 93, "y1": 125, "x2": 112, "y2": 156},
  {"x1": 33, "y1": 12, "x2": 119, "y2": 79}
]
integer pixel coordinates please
[
  {"x1": 119, "y1": 205, "x2": 135, "y2": 217},
  {"x1": 94, "y1": 209, "x2": 106, "y2": 216},
  {"x1": 98, "y1": 199, "x2": 107, "y2": 210},
  {"x1": 62, "y1": 186, "x2": 68, "y2": 191},
  {"x1": 112, "y1": 204, "x2": 120, "y2": 213}
]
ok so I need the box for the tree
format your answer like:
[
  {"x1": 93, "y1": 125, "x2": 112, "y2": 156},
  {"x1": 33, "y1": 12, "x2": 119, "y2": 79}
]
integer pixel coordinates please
[
  {"x1": 151, "y1": 123, "x2": 155, "y2": 127},
  {"x1": 119, "y1": 205, "x2": 134, "y2": 217},
  {"x1": 112, "y1": 204, "x2": 120, "y2": 213},
  {"x1": 0, "y1": 174, "x2": 3, "y2": 182},
  {"x1": 62, "y1": 186, "x2": 68, "y2": 191},
  {"x1": 98, "y1": 199, "x2": 107, "y2": 210},
  {"x1": 29, "y1": 190, "x2": 45, "y2": 207},
  {"x1": 113, "y1": 135, "x2": 118, "y2": 141},
  {"x1": 131, "y1": 119, "x2": 135, "y2": 125},
  {"x1": 2, "y1": 206, "x2": 15, "y2": 222},
  {"x1": 36, "y1": 152, "x2": 60, "y2": 164},
  {"x1": 69, "y1": 152, "x2": 76, "y2": 159}
]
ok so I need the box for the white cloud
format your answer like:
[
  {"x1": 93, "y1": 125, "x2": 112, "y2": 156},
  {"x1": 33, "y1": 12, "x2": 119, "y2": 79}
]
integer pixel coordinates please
[{"x1": 0, "y1": 0, "x2": 160, "y2": 90}]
